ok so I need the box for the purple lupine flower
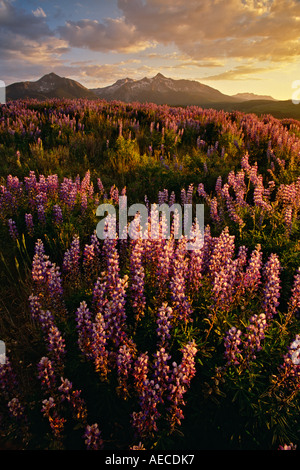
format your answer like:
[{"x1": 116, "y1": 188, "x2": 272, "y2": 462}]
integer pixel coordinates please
[
  {"x1": 25, "y1": 213, "x2": 34, "y2": 236},
  {"x1": 29, "y1": 293, "x2": 65, "y2": 369},
  {"x1": 187, "y1": 223, "x2": 204, "y2": 294},
  {"x1": 97, "y1": 178, "x2": 104, "y2": 195},
  {"x1": 131, "y1": 379, "x2": 162, "y2": 438},
  {"x1": 129, "y1": 237, "x2": 146, "y2": 321},
  {"x1": 37, "y1": 204, "x2": 46, "y2": 225},
  {"x1": 253, "y1": 175, "x2": 272, "y2": 211},
  {"x1": 262, "y1": 253, "x2": 281, "y2": 319},
  {"x1": 76, "y1": 301, "x2": 93, "y2": 359},
  {"x1": 31, "y1": 240, "x2": 64, "y2": 311},
  {"x1": 170, "y1": 237, "x2": 193, "y2": 323},
  {"x1": 92, "y1": 273, "x2": 108, "y2": 315},
  {"x1": 81, "y1": 191, "x2": 88, "y2": 213},
  {"x1": 83, "y1": 232, "x2": 101, "y2": 283},
  {"x1": 278, "y1": 335, "x2": 300, "y2": 388},
  {"x1": 103, "y1": 274, "x2": 129, "y2": 347},
  {"x1": 212, "y1": 258, "x2": 237, "y2": 309},
  {"x1": 58, "y1": 377, "x2": 73, "y2": 397},
  {"x1": 197, "y1": 183, "x2": 207, "y2": 199},
  {"x1": 0, "y1": 356, "x2": 19, "y2": 402},
  {"x1": 116, "y1": 344, "x2": 133, "y2": 398},
  {"x1": 132, "y1": 352, "x2": 149, "y2": 396},
  {"x1": 83, "y1": 243, "x2": 96, "y2": 281},
  {"x1": 31, "y1": 239, "x2": 50, "y2": 284},
  {"x1": 244, "y1": 313, "x2": 267, "y2": 362},
  {"x1": 8, "y1": 218, "x2": 18, "y2": 240},
  {"x1": 47, "y1": 325, "x2": 66, "y2": 368},
  {"x1": 7, "y1": 397, "x2": 25, "y2": 420},
  {"x1": 91, "y1": 311, "x2": 109, "y2": 379},
  {"x1": 41, "y1": 397, "x2": 65, "y2": 439},
  {"x1": 167, "y1": 340, "x2": 197, "y2": 428},
  {"x1": 224, "y1": 326, "x2": 243, "y2": 366},
  {"x1": 284, "y1": 206, "x2": 293, "y2": 232},
  {"x1": 58, "y1": 376, "x2": 87, "y2": 422},
  {"x1": 62, "y1": 235, "x2": 81, "y2": 287},
  {"x1": 53, "y1": 204, "x2": 63, "y2": 225},
  {"x1": 47, "y1": 263, "x2": 64, "y2": 304},
  {"x1": 153, "y1": 347, "x2": 171, "y2": 398},
  {"x1": 243, "y1": 244, "x2": 262, "y2": 293},
  {"x1": 156, "y1": 303, "x2": 173, "y2": 346},
  {"x1": 84, "y1": 423, "x2": 104, "y2": 450},
  {"x1": 210, "y1": 197, "x2": 221, "y2": 224},
  {"x1": 208, "y1": 226, "x2": 235, "y2": 280},
  {"x1": 288, "y1": 267, "x2": 300, "y2": 316},
  {"x1": 37, "y1": 356, "x2": 56, "y2": 391}
]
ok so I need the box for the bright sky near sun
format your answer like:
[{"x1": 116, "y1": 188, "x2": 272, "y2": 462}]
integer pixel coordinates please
[{"x1": 1, "y1": 0, "x2": 300, "y2": 100}]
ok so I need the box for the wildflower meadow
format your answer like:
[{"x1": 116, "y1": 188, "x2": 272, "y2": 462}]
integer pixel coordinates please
[{"x1": 1, "y1": 98, "x2": 300, "y2": 451}]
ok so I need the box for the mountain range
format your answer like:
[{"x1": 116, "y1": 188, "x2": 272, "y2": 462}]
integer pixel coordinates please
[{"x1": 5, "y1": 72, "x2": 300, "y2": 119}]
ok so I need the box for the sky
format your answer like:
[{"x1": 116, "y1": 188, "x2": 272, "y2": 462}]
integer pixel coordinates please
[{"x1": 1, "y1": 0, "x2": 300, "y2": 100}]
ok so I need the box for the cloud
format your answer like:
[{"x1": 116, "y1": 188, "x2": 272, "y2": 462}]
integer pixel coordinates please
[
  {"x1": 201, "y1": 64, "x2": 275, "y2": 81},
  {"x1": 116, "y1": 0, "x2": 300, "y2": 63},
  {"x1": 58, "y1": 17, "x2": 155, "y2": 53},
  {"x1": 32, "y1": 7, "x2": 47, "y2": 18},
  {"x1": 0, "y1": 0, "x2": 52, "y2": 40}
]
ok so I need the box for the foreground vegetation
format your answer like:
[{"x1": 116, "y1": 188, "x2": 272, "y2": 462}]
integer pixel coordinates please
[{"x1": 0, "y1": 97, "x2": 300, "y2": 450}]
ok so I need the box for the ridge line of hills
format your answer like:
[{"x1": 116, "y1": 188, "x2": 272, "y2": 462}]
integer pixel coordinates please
[{"x1": 4, "y1": 72, "x2": 300, "y2": 120}]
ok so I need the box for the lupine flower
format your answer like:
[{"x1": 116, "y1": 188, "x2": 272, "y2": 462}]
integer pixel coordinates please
[
  {"x1": 153, "y1": 347, "x2": 171, "y2": 397},
  {"x1": 84, "y1": 423, "x2": 104, "y2": 450},
  {"x1": 278, "y1": 443, "x2": 297, "y2": 450},
  {"x1": 130, "y1": 442, "x2": 146, "y2": 450},
  {"x1": 37, "y1": 356, "x2": 56, "y2": 391},
  {"x1": 7, "y1": 397, "x2": 25, "y2": 420},
  {"x1": 62, "y1": 235, "x2": 81, "y2": 287},
  {"x1": 212, "y1": 258, "x2": 237, "y2": 309},
  {"x1": 132, "y1": 352, "x2": 149, "y2": 396},
  {"x1": 37, "y1": 204, "x2": 46, "y2": 225},
  {"x1": 76, "y1": 301, "x2": 93, "y2": 359},
  {"x1": 25, "y1": 213, "x2": 34, "y2": 236},
  {"x1": 156, "y1": 303, "x2": 173, "y2": 346},
  {"x1": 116, "y1": 344, "x2": 133, "y2": 398},
  {"x1": 47, "y1": 325, "x2": 66, "y2": 369},
  {"x1": 288, "y1": 267, "x2": 300, "y2": 316},
  {"x1": 91, "y1": 311, "x2": 109, "y2": 379},
  {"x1": 209, "y1": 226, "x2": 235, "y2": 280},
  {"x1": 0, "y1": 356, "x2": 19, "y2": 401},
  {"x1": 224, "y1": 327, "x2": 243, "y2": 366},
  {"x1": 53, "y1": 204, "x2": 63, "y2": 225},
  {"x1": 41, "y1": 397, "x2": 65, "y2": 439},
  {"x1": 129, "y1": 236, "x2": 146, "y2": 321},
  {"x1": 262, "y1": 253, "x2": 281, "y2": 319},
  {"x1": 58, "y1": 377, "x2": 87, "y2": 422},
  {"x1": 131, "y1": 378, "x2": 162, "y2": 438},
  {"x1": 167, "y1": 340, "x2": 197, "y2": 429},
  {"x1": 8, "y1": 218, "x2": 18, "y2": 240},
  {"x1": 244, "y1": 244, "x2": 262, "y2": 293},
  {"x1": 276, "y1": 335, "x2": 300, "y2": 392},
  {"x1": 244, "y1": 313, "x2": 267, "y2": 362},
  {"x1": 170, "y1": 237, "x2": 193, "y2": 323}
]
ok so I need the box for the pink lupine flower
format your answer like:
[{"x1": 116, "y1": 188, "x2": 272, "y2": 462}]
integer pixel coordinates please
[
  {"x1": 262, "y1": 253, "x2": 281, "y2": 319},
  {"x1": 288, "y1": 267, "x2": 300, "y2": 316},
  {"x1": 129, "y1": 236, "x2": 146, "y2": 320}
]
